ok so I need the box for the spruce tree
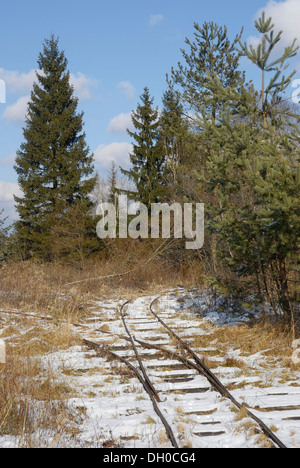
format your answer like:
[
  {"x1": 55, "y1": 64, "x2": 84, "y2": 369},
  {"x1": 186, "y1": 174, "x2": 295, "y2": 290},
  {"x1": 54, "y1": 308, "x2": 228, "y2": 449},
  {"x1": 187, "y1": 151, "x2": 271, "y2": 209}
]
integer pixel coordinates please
[
  {"x1": 120, "y1": 87, "x2": 166, "y2": 209},
  {"x1": 160, "y1": 82, "x2": 189, "y2": 185},
  {"x1": 107, "y1": 162, "x2": 118, "y2": 208},
  {"x1": 14, "y1": 36, "x2": 96, "y2": 260}
]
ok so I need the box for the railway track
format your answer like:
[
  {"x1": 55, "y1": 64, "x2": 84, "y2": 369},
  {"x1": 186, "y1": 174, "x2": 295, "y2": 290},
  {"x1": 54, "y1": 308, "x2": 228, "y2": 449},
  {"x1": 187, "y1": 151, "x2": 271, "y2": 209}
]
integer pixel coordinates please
[{"x1": 82, "y1": 291, "x2": 300, "y2": 449}]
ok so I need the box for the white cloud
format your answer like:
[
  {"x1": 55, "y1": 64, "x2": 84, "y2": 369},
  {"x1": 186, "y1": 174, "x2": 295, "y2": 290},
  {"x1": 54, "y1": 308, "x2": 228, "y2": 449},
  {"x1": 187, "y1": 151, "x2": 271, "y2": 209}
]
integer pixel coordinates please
[
  {"x1": 2, "y1": 71, "x2": 98, "y2": 124},
  {"x1": 117, "y1": 81, "x2": 136, "y2": 100},
  {"x1": 0, "y1": 67, "x2": 97, "y2": 102},
  {"x1": 252, "y1": 0, "x2": 300, "y2": 50},
  {"x1": 0, "y1": 79, "x2": 6, "y2": 104},
  {"x1": 0, "y1": 68, "x2": 36, "y2": 94},
  {"x1": 247, "y1": 35, "x2": 262, "y2": 50},
  {"x1": 0, "y1": 181, "x2": 22, "y2": 221},
  {"x1": 0, "y1": 180, "x2": 21, "y2": 202},
  {"x1": 107, "y1": 113, "x2": 134, "y2": 134},
  {"x1": 0, "y1": 153, "x2": 16, "y2": 165},
  {"x1": 2, "y1": 95, "x2": 30, "y2": 123},
  {"x1": 70, "y1": 72, "x2": 98, "y2": 100},
  {"x1": 94, "y1": 142, "x2": 132, "y2": 169},
  {"x1": 149, "y1": 14, "x2": 164, "y2": 27}
]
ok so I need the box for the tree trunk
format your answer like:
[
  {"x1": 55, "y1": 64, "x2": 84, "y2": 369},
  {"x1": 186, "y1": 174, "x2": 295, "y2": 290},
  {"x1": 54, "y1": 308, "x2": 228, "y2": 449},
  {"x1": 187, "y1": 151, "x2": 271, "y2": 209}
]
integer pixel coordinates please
[{"x1": 277, "y1": 255, "x2": 293, "y2": 325}]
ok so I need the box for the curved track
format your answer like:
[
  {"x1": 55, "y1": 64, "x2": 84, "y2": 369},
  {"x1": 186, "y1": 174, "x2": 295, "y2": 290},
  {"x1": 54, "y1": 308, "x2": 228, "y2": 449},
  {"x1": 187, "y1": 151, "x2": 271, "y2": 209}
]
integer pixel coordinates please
[{"x1": 83, "y1": 292, "x2": 298, "y2": 449}]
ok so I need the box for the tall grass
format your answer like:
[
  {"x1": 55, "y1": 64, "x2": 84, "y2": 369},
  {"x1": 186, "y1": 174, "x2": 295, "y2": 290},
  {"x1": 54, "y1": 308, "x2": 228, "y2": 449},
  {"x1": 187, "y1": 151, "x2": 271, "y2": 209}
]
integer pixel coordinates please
[{"x1": 0, "y1": 353, "x2": 81, "y2": 447}]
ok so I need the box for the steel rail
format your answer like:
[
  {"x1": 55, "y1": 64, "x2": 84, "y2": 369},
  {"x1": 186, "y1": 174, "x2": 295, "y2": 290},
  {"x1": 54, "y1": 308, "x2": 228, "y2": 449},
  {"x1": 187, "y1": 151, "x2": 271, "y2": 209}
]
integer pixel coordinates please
[
  {"x1": 84, "y1": 301, "x2": 180, "y2": 449},
  {"x1": 83, "y1": 338, "x2": 179, "y2": 448},
  {"x1": 149, "y1": 296, "x2": 287, "y2": 449},
  {"x1": 119, "y1": 301, "x2": 161, "y2": 403}
]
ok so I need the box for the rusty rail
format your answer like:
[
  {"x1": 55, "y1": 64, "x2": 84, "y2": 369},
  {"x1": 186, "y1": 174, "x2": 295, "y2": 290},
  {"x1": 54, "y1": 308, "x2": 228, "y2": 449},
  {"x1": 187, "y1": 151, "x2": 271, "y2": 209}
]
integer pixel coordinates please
[{"x1": 149, "y1": 296, "x2": 287, "y2": 449}]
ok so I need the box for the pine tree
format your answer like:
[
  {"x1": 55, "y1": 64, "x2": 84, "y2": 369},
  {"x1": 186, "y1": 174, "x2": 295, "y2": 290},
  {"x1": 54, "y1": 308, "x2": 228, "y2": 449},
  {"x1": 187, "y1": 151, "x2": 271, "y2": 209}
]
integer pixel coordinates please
[
  {"x1": 238, "y1": 11, "x2": 299, "y2": 130},
  {"x1": 172, "y1": 21, "x2": 244, "y2": 122},
  {"x1": 200, "y1": 12, "x2": 300, "y2": 324},
  {"x1": 120, "y1": 87, "x2": 167, "y2": 209},
  {"x1": 245, "y1": 134, "x2": 300, "y2": 319},
  {"x1": 14, "y1": 36, "x2": 97, "y2": 260}
]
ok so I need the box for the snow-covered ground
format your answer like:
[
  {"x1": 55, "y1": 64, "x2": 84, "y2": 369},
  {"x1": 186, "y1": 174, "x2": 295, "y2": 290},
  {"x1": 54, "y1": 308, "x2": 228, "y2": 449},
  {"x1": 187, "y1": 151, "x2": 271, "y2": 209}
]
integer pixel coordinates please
[{"x1": 0, "y1": 289, "x2": 299, "y2": 448}]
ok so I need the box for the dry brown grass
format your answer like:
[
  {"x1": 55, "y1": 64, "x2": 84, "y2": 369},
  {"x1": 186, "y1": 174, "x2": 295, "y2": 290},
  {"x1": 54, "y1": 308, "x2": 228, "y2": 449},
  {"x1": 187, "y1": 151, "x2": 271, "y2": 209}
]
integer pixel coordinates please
[
  {"x1": 0, "y1": 262, "x2": 93, "y2": 324},
  {"x1": 208, "y1": 322, "x2": 294, "y2": 362},
  {"x1": 0, "y1": 243, "x2": 204, "y2": 315},
  {"x1": 0, "y1": 351, "x2": 81, "y2": 447},
  {"x1": 234, "y1": 407, "x2": 249, "y2": 422},
  {"x1": 12, "y1": 323, "x2": 81, "y2": 357},
  {"x1": 0, "y1": 261, "x2": 94, "y2": 445},
  {"x1": 192, "y1": 314, "x2": 300, "y2": 379}
]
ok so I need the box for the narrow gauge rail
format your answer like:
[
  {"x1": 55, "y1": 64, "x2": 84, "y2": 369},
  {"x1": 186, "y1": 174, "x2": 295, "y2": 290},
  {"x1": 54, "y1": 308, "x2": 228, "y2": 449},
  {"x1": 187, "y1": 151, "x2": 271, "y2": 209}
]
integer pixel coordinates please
[
  {"x1": 84, "y1": 296, "x2": 288, "y2": 449},
  {"x1": 149, "y1": 296, "x2": 287, "y2": 449}
]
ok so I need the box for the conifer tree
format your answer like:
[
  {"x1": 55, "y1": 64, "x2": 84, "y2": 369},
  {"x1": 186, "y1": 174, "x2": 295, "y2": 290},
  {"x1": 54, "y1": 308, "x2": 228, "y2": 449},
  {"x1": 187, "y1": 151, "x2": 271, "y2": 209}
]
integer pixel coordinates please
[
  {"x1": 160, "y1": 82, "x2": 189, "y2": 185},
  {"x1": 14, "y1": 36, "x2": 96, "y2": 260},
  {"x1": 200, "y1": 12, "x2": 300, "y2": 323},
  {"x1": 120, "y1": 87, "x2": 166, "y2": 209},
  {"x1": 159, "y1": 81, "x2": 202, "y2": 208},
  {"x1": 238, "y1": 11, "x2": 299, "y2": 130},
  {"x1": 172, "y1": 21, "x2": 244, "y2": 122},
  {"x1": 107, "y1": 162, "x2": 118, "y2": 208}
]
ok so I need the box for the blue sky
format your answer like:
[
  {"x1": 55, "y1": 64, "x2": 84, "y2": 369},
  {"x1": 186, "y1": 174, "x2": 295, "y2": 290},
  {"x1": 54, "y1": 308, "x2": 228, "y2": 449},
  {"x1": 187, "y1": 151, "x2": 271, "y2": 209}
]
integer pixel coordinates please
[{"x1": 1, "y1": 0, "x2": 300, "y2": 220}]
